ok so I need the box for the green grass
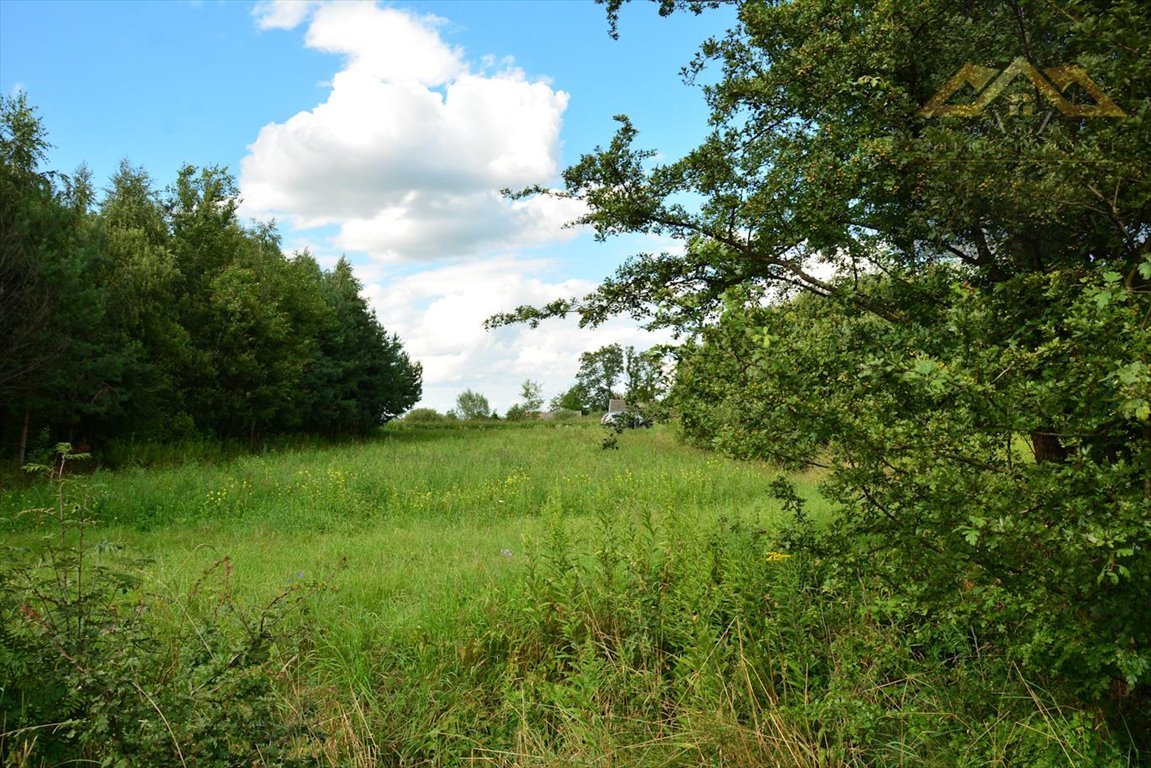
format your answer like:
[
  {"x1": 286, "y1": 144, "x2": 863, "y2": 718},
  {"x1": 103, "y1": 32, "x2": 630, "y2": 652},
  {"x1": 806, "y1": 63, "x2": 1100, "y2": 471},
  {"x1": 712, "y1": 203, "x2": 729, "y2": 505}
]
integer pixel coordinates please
[
  {"x1": 3, "y1": 421, "x2": 1131, "y2": 767},
  {"x1": 5, "y1": 419, "x2": 820, "y2": 589}
]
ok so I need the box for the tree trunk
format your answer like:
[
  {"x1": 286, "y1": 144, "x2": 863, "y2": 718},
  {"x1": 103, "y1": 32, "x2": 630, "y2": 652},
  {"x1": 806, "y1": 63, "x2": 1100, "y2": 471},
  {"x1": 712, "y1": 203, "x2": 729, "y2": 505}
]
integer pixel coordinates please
[
  {"x1": 1031, "y1": 429, "x2": 1067, "y2": 463},
  {"x1": 18, "y1": 405, "x2": 30, "y2": 466}
]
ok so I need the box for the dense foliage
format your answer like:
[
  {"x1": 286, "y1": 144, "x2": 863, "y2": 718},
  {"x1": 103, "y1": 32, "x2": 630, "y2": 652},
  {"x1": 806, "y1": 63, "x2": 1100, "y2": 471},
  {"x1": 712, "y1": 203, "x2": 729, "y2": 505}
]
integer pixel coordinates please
[
  {"x1": 495, "y1": 0, "x2": 1151, "y2": 743},
  {"x1": 672, "y1": 267, "x2": 1150, "y2": 714},
  {"x1": 0, "y1": 95, "x2": 421, "y2": 463}
]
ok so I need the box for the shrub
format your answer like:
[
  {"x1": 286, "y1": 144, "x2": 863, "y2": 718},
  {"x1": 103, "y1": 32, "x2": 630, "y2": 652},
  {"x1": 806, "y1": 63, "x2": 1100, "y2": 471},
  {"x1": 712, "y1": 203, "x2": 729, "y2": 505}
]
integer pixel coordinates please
[
  {"x1": 505, "y1": 404, "x2": 533, "y2": 421},
  {"x1": 671, "y1": 264, "x2": 1151, "y2": 736},
  {"x1": 403, "y1": 407, "x2": 446, "y2": 422},
  {"x1": 454, "y1": 389, "x2": 492, "y2": 421}
]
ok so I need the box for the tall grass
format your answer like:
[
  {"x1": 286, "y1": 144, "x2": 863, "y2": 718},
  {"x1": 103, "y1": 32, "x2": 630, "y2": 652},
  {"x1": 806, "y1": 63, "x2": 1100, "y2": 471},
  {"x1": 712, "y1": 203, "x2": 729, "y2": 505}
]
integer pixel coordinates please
[{"x1": 1, "y1": 421, "x2": 1133, "y2": 766}]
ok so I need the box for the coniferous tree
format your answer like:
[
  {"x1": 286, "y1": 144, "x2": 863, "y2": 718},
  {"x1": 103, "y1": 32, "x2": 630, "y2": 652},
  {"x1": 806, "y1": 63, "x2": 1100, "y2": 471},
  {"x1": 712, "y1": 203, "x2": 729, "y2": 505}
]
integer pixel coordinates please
[
  {"x1": 1, "y1": 97, "x2": 122, "y2": 459},
  {"x1": 299, "y1": 257, "x2": 421, "y2": 434}
]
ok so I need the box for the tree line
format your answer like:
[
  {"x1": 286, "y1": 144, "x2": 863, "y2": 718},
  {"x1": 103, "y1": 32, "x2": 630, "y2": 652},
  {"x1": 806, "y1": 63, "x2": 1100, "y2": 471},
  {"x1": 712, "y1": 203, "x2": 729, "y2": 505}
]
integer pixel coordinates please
[
  {"x1": 441, "y1": 345, "x2": 665, "y2": 422},
  {"x1": 551, "y1": 343, "x2": 664, "y2": 413},
  {"x1": 1, "y1": 95, "x2": 421, "y2": 464}
]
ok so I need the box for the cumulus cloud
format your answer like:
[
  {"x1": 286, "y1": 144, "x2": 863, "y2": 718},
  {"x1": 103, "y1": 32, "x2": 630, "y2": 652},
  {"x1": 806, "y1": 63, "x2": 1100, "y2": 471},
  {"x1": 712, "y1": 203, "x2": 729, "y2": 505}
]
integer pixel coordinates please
[
  {"x1": 364, "y1": 257, "x2": 672, "y2": 413},
  {"x1": 241, "y1": 1, "x2": 582, "y2": 261},
  {"x1": 245, "y1": 1, "x2": 653, "y2": 412}
]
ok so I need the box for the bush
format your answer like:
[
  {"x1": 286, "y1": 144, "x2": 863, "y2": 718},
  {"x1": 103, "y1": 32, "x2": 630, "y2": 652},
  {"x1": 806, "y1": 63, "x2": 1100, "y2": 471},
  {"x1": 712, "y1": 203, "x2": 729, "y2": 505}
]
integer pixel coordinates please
[
  {"x1": 455, "y1": 389, "x2": 492, "y2": 421},
  {"x1": 671, "y1": 264, "x2": 1151, "y2": 734},
  {"x1": 403, "y1": 407, "x2": 446, "y2": 423},
  {"x1": 505, "y1": 404, "x2": 533, "y2": 421}
]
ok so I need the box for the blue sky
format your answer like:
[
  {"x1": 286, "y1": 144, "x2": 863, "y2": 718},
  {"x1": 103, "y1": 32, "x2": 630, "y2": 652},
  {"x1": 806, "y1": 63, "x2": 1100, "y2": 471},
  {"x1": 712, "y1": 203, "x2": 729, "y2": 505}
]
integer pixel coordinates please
[{"x1": 1, "y1": 0, "x2": 735, "y2": 412}]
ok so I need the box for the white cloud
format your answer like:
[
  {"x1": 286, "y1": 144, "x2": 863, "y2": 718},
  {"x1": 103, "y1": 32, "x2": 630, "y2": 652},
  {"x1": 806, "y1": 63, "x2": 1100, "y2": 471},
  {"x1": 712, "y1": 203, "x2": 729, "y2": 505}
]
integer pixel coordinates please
[
  {"x1": 363, "y1": 256, "x2": 672, "y2": 413},
  {"x1": 335, "y1": 189, "x2": 585, "y2": 263},
  {"x1": 240, "y1": 1, "x2": 580, "y2": 262},
  {"x1": 304, "y1": 3, "x2": 462, "y2": 86},
  {"x1": 243, "y1": 2, "x2": 661, "y2": 413},
  {"x1": 251, "y1": 0, "x2": 321, "y2": 31}
]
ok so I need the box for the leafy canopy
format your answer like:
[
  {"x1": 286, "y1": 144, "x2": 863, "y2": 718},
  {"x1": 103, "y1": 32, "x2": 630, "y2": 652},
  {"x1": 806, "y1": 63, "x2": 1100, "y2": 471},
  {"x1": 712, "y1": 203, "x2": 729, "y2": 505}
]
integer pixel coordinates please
[
  {"x1": 492, "y1": 0, "x2": 1148, "y2": 330},
  {"x1": 493, "y1": 0, "x2": 1151, "y2": 732}
]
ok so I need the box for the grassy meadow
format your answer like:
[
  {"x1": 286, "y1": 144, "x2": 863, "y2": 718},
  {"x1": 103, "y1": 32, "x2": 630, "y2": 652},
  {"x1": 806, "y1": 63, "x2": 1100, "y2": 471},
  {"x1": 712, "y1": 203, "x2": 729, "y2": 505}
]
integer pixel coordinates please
[
  {"x1": 1, "y1": 421, "x2": 1131, "y2": 766},
  {"x1": 3, "y1": 420, "x2": 820, "y2": 613}
]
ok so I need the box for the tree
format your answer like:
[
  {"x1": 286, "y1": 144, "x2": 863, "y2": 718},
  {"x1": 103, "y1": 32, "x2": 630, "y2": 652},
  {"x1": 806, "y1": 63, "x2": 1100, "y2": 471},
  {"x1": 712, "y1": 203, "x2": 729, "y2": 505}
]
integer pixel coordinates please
[
  {"x1": 1, "y1": 96, "x2": 128, "y2": 461},
  {"x1": 574, "y1": 344, "x2": 625, "y2": 411},
  {"x1": 0, "y1": 93, "x2": 55, "y2": 411},
  {"x1": 492, "y1": 0, "x2": 1148, "y2": 337},
  {"x1": 623, "y1": 346, "x2": 663, "y2": 405},
  {"x1": 519, "y1": 379, "x2": 544, "y2": 412},
  {"x1": 0, "y1": 100, "x2": 424, "y2": 455},
  {"x1": 33, "y1": 166, "x2": 135, "y2": 448},
  {"x1": 1, "y1": 95, "x2": 64, "y2": 462},
  {"x1": 97, "y1": 161, "x2": 195, "y2": 439},
  {"x1": 492, "y1": 0, "x2": 1151, "y2": 727},
  {"x1": 0, "y1": 98, "x2": 424, "y2": 459},
  {"x1": 165, "y1": 175, "x2": 311, "y2": 441},
  {"x1": 507, "y1": 379, "x2": 545, "y2": 420},
  {"x1": 567, "y1": 344, "x2": 663, "y2": 411},
  {"x1": 455, "y1": 389, "x2": 492, "y2": 421},
  {"x1": 298, "y1": 256, "x2": 421, "y2": 434},
  {"x1": 550, "y1": 383, "x2": 592, "y2": 414}
]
